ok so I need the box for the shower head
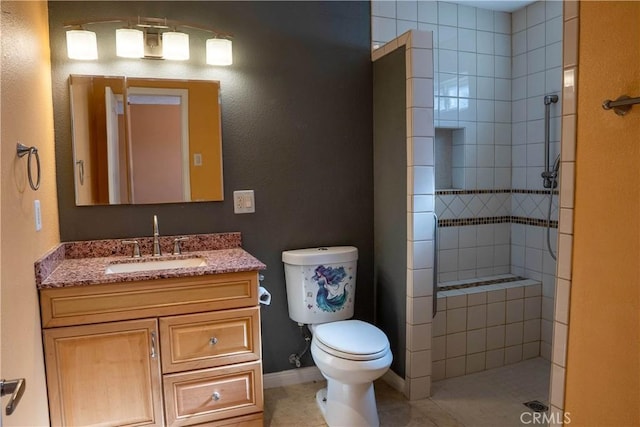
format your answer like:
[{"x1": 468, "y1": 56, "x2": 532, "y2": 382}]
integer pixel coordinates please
[{"x1": 544, "y1": 94, "x2": 559, "y2": 105}]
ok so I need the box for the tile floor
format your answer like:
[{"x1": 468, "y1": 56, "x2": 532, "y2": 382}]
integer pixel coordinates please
[{"x1": 264, "y1": 357, "x2": 550, "y2": 426}]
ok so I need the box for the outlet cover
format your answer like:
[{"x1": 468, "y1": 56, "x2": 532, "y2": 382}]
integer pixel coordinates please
[{"x1": 233, "y1": 190, "x2": 255, "y2": 214}]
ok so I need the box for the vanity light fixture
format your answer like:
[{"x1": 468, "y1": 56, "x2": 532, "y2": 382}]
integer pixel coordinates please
[
  {"x1": 115, "y1": 28, "x2": 144, "y2": 58},
  {"x1": 65, "y1": 29, "x2": 98, "y2": 60},
  {"x1": 63, "y1": 16, "x2": 232, "y2": 65},
  {"x1": 162, "y1": 31, "x2": 190, "y2": 60},
  {"x1": 206, "y1": 38, "x2": 233, "y2": 66}
]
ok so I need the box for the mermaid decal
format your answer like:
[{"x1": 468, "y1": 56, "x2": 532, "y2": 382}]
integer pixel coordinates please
[{"x1": 313, "y1": 265, "x2": 349, "y2": 312}]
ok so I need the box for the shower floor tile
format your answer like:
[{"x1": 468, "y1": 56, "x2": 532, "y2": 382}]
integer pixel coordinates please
[
  {"x1": 264, "y1": 357, "x2": 550, "y2": 426},
  {"x1": 431, "y1": 357, "x2": 551, "y2": 426}
]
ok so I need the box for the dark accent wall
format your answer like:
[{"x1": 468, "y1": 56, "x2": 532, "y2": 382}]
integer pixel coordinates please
[
  {"x1": 373, "y1": 49, "x2": 407, "y2": 377},
  {"x1": 48, "y1": 1, "x2": 373, "y2": 374}
]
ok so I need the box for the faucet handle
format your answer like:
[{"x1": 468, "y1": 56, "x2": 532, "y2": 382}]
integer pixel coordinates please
[
  {"x1": 172, "y1": 237, "x2": 189, "y2": 255},
  {"x1": 122, "y1": 240, "x2": 141, "y2": 258}
]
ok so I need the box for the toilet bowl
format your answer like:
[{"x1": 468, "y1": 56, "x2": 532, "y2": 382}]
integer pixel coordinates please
[
  {"x1": 310, "y1": 320, "x2": 392, "y2": 427},
  {"x1": 282, "y1": 246, "x2": 392, "y2": 427}
]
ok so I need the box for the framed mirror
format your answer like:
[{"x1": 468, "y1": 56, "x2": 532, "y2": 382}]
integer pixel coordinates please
[{"x1": 70, "y1": 75, "x2": 224, "y2": 205}]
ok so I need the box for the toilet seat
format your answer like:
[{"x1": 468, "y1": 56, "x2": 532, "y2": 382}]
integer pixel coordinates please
[{"x1": 312, "y1": 320, "x2": 390, "y2": 361}]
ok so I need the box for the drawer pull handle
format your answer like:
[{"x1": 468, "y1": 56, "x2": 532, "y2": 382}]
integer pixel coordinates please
[
  {"x1": 212, "y1": 392, "x2": 221, "y2": 401},
  {"x1": 209, "y1": 337, "x2": 218, "y2": 346}
]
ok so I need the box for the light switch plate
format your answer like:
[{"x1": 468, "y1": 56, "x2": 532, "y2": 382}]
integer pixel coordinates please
[
  {"x1": 233, "y1": 190, "x2": 255, "y2": 214},
  {"x1": 34, "y1": 199, "x2": 42, "y2": 231}
]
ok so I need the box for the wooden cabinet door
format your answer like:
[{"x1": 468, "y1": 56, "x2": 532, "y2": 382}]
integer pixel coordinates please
[{"x1": 43, "y1": 318, "x2": 164, "y2": 426}]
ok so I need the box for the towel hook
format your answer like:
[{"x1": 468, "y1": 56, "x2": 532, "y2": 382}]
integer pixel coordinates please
[{"x1": 16, "y1": 143, "x2": 41, "y2": 191}]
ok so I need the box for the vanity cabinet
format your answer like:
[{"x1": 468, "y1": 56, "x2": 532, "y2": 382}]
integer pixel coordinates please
[{"x1": 40, "y1": 271, "x2": 263, "y2": 427}]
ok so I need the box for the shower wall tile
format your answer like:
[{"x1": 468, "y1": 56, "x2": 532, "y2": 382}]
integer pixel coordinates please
[
  {"x1": 494, "y1": 11, "x2": 511, "y2": 34},
  {"x1": 551, "y1": 85, "x2": 574, "y2": 407},
  {"x1": 526, "y1": 2, "x2": 546, "y2": 27},
  {"x1": 554, "y1": 279, "x2": 570, "y2": 325},
  {"x1": 372, "y1": 4, "x2": 572, "y2": 404},
  {"x1": 407, "y1": 267, "x2": 434, "y2": 298},
  {"x1": 476, "y1": 8, "x2": 494, "y2": 31},
  {"x1": 560, "y1": 115, "x2": 576, "y2": 162},
  {"x1": 376, "y1": 0, "x2": 515, "y2": 195},
  {"x1": 372, "y1": 0, "x2": 396, "y2": 19},
  {"x1": 406, "y1": 376, "x2": 432, "y2": 401},
  {"x1": 550, "y1": 362, "x2": 565, "y2": 408},
  {"x1": 398, "y1": 20, "x2": 419, "y2": 37},
  {"x1": 374, "y1": 31, "x2": 435, "y2": 400},
  {"x1": 438, "y1": 2, "x2": 457, "y2": 26},
  {"x1": 435, "y1": 280, "x2": 541, "y2": 377},
  {"x1": 397, "y1": 1, "x2": 418, "y2": 21},
  {"x1": 411, "y1": 136, "x2": 435, "y2": 165},
  {"x1": 406, "y1": 349, "x2": 431, "y2": 378},
  {"x1": 409, "y1": 194, "x2": 435, "y2": 213},
  {"x1": 372, "y1": 16, "x2": 397, "y2": 45},
  {"x1": 458, "y1": 5, "x2": 476, "y2": 29}
]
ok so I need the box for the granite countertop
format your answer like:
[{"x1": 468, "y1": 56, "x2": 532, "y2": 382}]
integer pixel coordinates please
[{"x1": 36, "y1": 232, "x2": 266, "y2": 289}]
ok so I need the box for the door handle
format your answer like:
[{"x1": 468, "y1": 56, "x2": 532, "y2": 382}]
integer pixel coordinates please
[{"x1": 1, "y1": 378, "x2": 25, "y2": 415}]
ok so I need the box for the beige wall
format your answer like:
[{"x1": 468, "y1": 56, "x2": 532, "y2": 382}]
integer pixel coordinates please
[
  {"x1": 564, "y1": 1, "x2": 640, "y2": 425},
  {"x1": 1, "y1": 1, "x2": 59, "y2": 425}
]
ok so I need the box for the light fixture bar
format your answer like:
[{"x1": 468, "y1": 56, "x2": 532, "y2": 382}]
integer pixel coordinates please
[{"x1": 63, "y1": 16, "x2": 233, "y2": 65}]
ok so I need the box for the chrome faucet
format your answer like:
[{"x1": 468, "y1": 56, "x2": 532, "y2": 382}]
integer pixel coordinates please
[{"x1": 152, "y1": 215, "x2": 161, "y2": 256}]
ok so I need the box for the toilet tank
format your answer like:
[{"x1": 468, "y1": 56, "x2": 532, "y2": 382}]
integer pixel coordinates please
[{"x1": 282, "y1": 246, "x2": 358, "y2": 325}]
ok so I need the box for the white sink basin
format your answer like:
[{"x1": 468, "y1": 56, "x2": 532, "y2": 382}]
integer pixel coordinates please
[{"x1": 105, "y1": 257, "x2": 207, "y2": 274}]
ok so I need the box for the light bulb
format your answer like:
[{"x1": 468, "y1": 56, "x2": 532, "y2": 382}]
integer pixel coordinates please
[
  {"x1": 206, "y1": 38, "x2": 232, "y2": 66},
  {"x1": 66, "y1": 30, "x2": 98, "y2": 60},
  {"x1": 163, "y1": 31, "x2": 189, "y2": 60},
  {"x1": 116, "y1": 28, "x2": 144, "y2": 58}
]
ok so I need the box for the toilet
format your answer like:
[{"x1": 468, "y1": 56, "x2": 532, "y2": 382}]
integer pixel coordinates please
[{"x1": 282, "y1": 246, "x2": 392, "y2": 427}]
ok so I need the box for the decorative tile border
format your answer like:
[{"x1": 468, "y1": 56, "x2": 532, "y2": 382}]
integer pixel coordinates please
[
  {"x1": 437, "y1": 189, "x2": 511, "y2": 195},
  {"x1": 511, "y1": 216, "x2": 558, "y2": 228},
  {"x1": 438, "y1": 216, "x2": 558, "y2": 228},
  {"x1": 513, "y1": 189, "x2": 560, "y2": 195},
  {"x1": 436, "y1": 188, "x2": 560, "y2": 196},
  {"x1": 436, "y1": 189, "x2": 559, "y2": 195},
  {"x1": 436, "y1": 190, "x2": 559, "y2": 222},
  {"x1": 438, "y1": 275, "x2": 527, "y2": 291}
]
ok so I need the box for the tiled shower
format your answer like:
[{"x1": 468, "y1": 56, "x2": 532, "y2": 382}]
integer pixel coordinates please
[{"x1": 372, "y1": 0, "x2": 562, "y2": 383}]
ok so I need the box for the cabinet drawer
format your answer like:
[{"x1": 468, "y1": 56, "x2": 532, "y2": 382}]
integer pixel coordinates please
[
  {"x1": 160, "y1": 308, "x2": 260, "y2": 373},
  {"x1": 40, "y1": 272, "x2": 258, "y2": 327},
  {"x1": 163, "y1": 361, "x2": 263, "y2": 427}
]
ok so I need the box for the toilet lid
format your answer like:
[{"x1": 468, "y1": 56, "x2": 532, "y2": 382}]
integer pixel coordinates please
[{"x1": 313, "y1": 320, "x2": 390, "y2": 361}]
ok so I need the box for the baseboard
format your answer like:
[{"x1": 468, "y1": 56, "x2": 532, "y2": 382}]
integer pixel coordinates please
[
  {"x1": 263, "y1": 366, "x2": 324, "y2": 389},
  {"x1": 381, "y1": 369, "x2": 405, "y2": 394}
]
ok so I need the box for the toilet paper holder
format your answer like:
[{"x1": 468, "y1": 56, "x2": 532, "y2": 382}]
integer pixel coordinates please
[{"x1": 258, "y1": 274, "x2": 271, "y2": 305}]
